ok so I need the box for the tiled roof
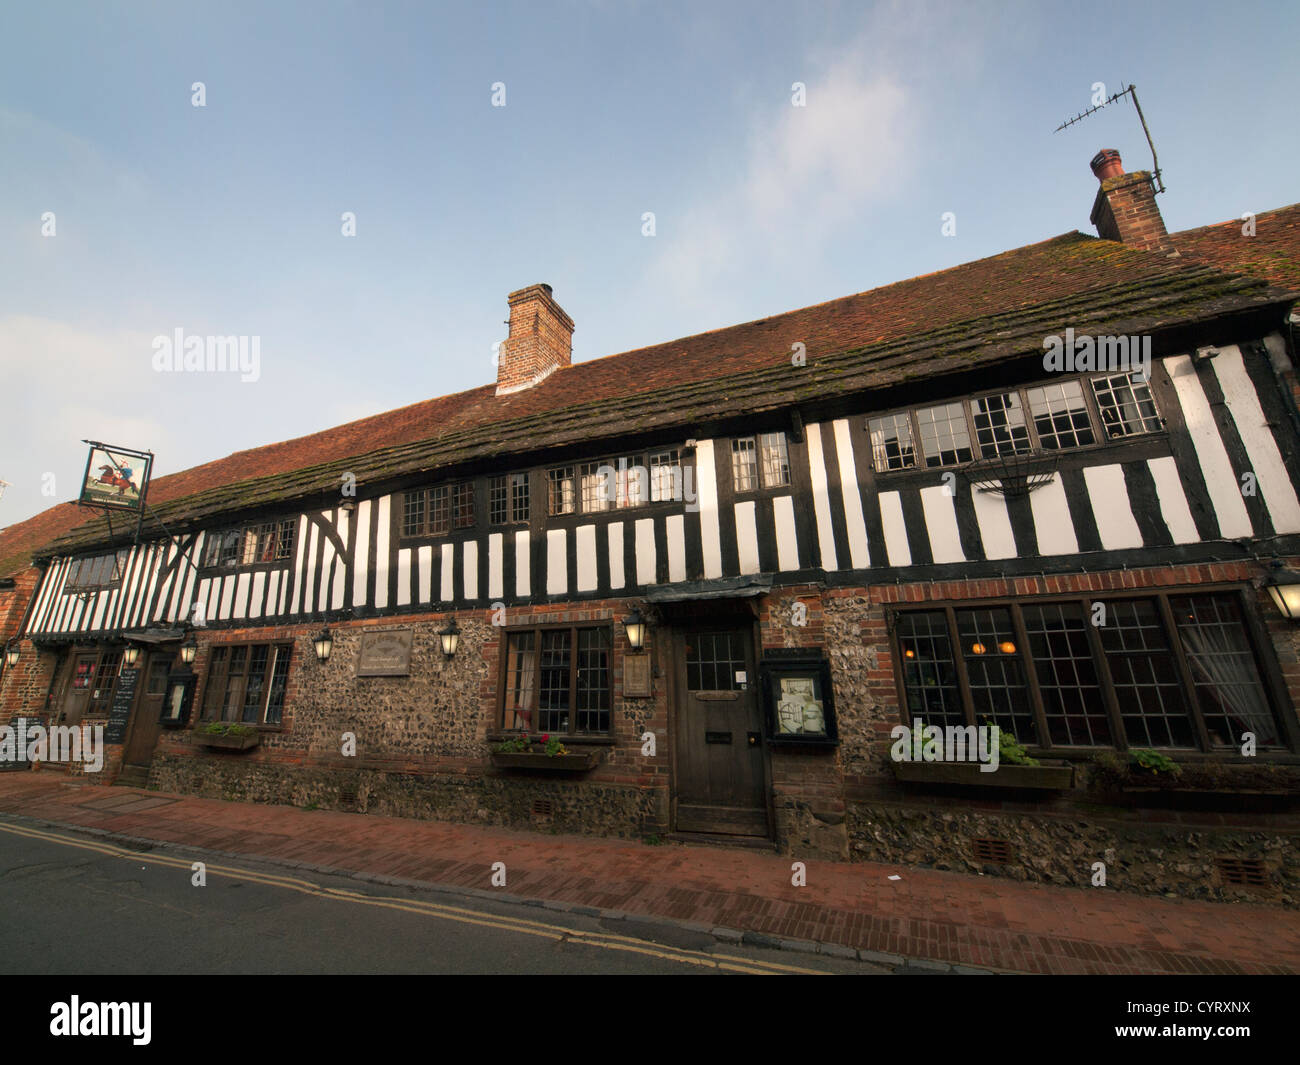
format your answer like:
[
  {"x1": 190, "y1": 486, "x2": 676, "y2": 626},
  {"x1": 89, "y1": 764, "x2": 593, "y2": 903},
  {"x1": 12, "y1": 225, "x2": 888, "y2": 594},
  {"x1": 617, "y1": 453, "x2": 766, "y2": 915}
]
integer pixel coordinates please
[
  {"x1": 8, "y1": 218, "x2": 1300, "y2": 567},
  {"x1": 1172, "y1": 204, "x2": 1300, "y2": 292}
]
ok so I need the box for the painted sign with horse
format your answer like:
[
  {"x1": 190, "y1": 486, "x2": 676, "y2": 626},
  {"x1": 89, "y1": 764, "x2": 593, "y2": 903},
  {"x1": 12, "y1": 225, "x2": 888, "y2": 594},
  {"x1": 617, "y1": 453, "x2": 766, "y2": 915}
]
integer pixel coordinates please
[{"x1": 79, "y1": 443, "x2": 152, "y2": 512}]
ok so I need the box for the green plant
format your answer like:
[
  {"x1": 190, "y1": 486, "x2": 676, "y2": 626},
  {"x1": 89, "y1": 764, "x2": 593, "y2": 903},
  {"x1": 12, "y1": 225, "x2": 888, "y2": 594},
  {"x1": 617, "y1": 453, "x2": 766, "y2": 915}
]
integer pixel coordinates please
[
  {"x1": 642, "y1": 834, "x2": 664, "y2": 846},
  {"x1": 541, "y1": 734, "x2": 568, "y2": 757},
  {"x1": 1130, "y1": 749, "x2": 1180, "y2": 776},
  {"x1": 199, "y1": 721, "x2": 255, "y2": 737},
  {"x1": 494, "y1": 734, "x2": 531, "y2": 754},
  {"x1": 982, "y1": 719, "x2": 1038, "y2": 766}
]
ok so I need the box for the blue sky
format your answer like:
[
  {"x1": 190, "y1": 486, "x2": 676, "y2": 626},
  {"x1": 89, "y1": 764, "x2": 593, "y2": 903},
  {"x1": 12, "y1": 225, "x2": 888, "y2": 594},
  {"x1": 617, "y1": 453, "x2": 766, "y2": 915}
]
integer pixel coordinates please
[{"x1": 2, "y1": 0, "x2": 1296, "y2": 528}]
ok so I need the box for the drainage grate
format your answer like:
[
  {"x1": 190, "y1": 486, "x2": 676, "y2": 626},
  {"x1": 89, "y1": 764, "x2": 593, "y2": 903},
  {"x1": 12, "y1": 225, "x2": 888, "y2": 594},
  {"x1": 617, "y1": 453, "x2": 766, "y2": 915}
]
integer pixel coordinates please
[
  {"x1": 1217, "y1": 857, "x2": 1268, "y2": 888},
  {"x1": 531, "y1": 798, "x2": 554, "y2": 817},
  {"x1": 971, "y1": 838, "x2": 1014, "y2": 865}
]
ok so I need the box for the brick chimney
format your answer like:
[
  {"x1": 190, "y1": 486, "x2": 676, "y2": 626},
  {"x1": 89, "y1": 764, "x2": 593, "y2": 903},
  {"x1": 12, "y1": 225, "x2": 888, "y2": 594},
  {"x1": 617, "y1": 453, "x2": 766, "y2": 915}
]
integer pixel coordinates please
[
  {"x1": 495, "y1": 283, "x2": 574, "y2": 395},
  {"x1": 1089, "y1": 149, "x2": 1171, "y2": 252}
]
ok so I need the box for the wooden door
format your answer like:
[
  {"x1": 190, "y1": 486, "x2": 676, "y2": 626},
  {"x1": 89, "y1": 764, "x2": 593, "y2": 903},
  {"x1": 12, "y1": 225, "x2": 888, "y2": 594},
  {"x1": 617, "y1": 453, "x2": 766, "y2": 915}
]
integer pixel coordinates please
[
  {"x1": 123, "y1": 654, "x2": 170, "y2": 767},
  {"x1": 57, "y1": 652, "x2": 101, "y2": 726},
  {"x1": 673, "y1": 627, "x2": 769, "y2": 836}
]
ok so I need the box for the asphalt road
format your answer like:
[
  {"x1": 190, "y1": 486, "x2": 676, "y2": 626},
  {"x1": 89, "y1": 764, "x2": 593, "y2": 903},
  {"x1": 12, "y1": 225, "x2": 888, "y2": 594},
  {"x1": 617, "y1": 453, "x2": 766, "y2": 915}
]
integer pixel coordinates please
[{"x1": 0, "y1": 818, "x2": 889, "y2": 975}]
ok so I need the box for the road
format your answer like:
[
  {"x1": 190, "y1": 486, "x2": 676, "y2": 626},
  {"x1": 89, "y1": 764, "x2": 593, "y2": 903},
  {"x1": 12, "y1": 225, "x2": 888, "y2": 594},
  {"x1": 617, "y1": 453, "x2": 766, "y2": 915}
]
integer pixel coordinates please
[{"x1": 0, "y1": 819, "x2": 890, "y2": 975}]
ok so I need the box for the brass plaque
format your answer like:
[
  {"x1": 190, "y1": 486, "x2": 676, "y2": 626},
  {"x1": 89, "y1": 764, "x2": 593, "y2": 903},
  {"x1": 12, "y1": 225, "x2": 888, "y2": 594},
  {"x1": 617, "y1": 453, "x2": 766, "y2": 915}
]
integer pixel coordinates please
[
  {"x1": 355, "y1": 629, "x2": 414, "y2": 677},
  {"x1": 623, "y1": 652, "x2": 651, "y2": 697}
]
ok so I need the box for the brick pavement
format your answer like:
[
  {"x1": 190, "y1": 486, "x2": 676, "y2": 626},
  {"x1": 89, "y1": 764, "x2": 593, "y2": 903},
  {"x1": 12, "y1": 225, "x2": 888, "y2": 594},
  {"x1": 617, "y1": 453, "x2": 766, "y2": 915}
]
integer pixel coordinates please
[{"x1": 0, "y1": 773, "x2": 1295, "y2": 974}]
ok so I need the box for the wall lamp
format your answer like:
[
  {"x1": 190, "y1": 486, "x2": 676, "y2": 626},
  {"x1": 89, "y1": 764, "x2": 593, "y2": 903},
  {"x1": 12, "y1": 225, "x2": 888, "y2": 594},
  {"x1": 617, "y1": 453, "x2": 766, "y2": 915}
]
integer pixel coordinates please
[
  {"x1": 623, "y1": 608, "x2": 648, "y2": 651},
  {"x1": 312, "y1": 627, "x2": 334, "y2": 663},
  {"x1": 121, "y1": 643, "x2": 142, "y2": 668},
  {"x1": 439, "y1": 618, "x2": 460, "y2": 658},
  {"x1": 179, "y1": 635, "x2": 198, "y2": 666},
  {"x1": 1262, "y1": 565, "x2": 1300, "y2": 622},
  {"x1": 4, "y1": 641, "x2": 19, "y2": 668}
]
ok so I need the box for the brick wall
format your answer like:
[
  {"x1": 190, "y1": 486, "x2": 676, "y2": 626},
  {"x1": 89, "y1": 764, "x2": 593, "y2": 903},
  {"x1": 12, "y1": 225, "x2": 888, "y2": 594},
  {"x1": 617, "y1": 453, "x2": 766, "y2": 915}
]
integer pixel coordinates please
[
  {"x1": 495, "y1": 284, "x2": 574, "y2": 394},
  {"x1": 1090, "y1": 170, "x2": 1170, "y2": 251}
]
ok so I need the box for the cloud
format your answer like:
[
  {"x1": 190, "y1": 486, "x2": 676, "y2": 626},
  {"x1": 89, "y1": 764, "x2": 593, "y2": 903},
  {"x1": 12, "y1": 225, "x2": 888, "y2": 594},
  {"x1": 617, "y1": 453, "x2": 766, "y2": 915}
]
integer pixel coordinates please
[{"x1": 644, "y1": 38, "x2": 912, "y2": 313}]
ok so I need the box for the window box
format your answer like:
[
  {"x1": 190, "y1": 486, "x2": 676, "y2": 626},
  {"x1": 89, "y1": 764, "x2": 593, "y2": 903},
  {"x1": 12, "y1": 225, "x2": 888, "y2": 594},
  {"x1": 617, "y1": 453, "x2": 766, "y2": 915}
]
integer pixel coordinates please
[
  {"x1": 489, "y1": 749, "x2": 600, "y2": 772},
  {"x1": 893, "y1": 759, "x2": 1074, "y2": 790},
  {"x1": 193, "y1": 725, "x2": 260, "y2": 751},
  {"x1": 1086, "y1": 754, "x2": 1300, "y2": 796}
]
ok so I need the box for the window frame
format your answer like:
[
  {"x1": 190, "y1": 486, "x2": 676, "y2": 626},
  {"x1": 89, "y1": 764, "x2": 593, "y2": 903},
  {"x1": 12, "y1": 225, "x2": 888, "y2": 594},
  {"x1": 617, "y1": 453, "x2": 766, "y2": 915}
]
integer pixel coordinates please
[
  {"x1": 199, "y1": 641, "x2": 294, "y2": 727},
  {"x1": 867, "y1": 371, "x2": 1163, "y2": 473},
  {"x1": 496, "y1": 623, "x2": 615, "y2": 738},
  {"x1": 400, "y1": 480, "x2": 478, "y2": 539},
  {"x1": 731, "y1": 431, "x2": 792, "y2": 494},
  {"x1": 548, "y1": 447, "x2": 689, "y2": 516},
  {"x1": 888, "y1": 585, "x2": 1294, "y2": 756},
  {"x1": 201, "y1": 519, "x2": 298, "y2": 571},
  {"x1": 63, "y1": 550, "x2": 129, "y2": 593},
  {"x1": 489, "y1": 472, "x2": 530, "y2": 526}
]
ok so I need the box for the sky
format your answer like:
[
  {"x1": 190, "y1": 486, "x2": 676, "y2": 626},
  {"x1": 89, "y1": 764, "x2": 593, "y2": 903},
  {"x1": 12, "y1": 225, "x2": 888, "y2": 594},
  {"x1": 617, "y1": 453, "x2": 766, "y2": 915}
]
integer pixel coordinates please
[{"x1": 2, "y1": 0, "x2": 1297, "y2": 529}]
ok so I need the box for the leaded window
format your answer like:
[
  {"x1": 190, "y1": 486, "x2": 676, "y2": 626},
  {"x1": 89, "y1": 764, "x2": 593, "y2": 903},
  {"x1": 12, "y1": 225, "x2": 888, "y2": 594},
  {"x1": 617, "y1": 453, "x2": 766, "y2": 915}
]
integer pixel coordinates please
[
  {"x1": 499, "y1": 626, "x2": 612, "y2": 736},
  {"x1": 1091, "y1": 372, "x2": 1162, "y2": 437},
  {"x1": 202, "y1": 642, "x2": 293, "y2": 726},
  {"x1": 916, "y1": 403, "x2": 974, "y2": 467},
  {"x1": 893, "y1": 591, "x2": 1288, "y2": 753},
  {"x1": 969, "y1": 393, "x2": 1031, "y2": 459},
  {"x1": 869, "y1": 412, "x2": 917, "y2": 471},
  {"x1": 1026, "y1": 381, "x2": 1096, "y2": 450}
]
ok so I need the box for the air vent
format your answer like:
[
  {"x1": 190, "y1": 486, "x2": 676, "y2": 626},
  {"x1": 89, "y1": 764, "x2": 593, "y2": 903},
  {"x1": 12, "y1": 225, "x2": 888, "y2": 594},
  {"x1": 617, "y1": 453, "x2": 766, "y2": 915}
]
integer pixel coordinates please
[
  {"x1": 1216, "y1": 857, "x2": 1268, "y2": 888},
  {"x1": 531, "y1": 798, "x2": 554, "y2": 817},
  {"x1": 338, "y1": 781, "x2": 359, "y2": 808},
  {"x1": 971, "y1": 838, "x2": 1014, "y2": 865}
]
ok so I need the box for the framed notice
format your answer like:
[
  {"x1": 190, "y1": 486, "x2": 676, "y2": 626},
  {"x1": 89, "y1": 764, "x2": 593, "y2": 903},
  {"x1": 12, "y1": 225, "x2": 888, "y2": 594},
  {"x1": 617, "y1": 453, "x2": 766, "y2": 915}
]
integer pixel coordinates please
[
  {"x1": 759, "y1": 651, "x2": 838, "y2": 748},
  {"x1": 623, "y1": 652, "x2": 651, "y2": 698},
  {"x1": 356, "y1": 629, "x2": 414, "y2": 677},
  {"x1": 79, "y1": 443, "x2": 152, "y2": 512}
]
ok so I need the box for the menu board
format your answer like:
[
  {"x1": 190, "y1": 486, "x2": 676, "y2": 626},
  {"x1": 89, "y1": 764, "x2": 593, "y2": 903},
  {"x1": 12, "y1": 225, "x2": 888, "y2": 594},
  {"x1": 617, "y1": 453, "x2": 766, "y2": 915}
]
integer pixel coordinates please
[{"x1": 105, "y1": 668, "x2": 139, "y2": 744}]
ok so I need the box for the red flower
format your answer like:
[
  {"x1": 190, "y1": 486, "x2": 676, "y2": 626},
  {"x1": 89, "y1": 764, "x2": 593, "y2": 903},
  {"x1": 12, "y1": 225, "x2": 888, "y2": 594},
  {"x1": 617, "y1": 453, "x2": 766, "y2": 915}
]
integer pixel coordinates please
[{"x1": 542, "y1": 734, "x2": 549, "y2": 742}]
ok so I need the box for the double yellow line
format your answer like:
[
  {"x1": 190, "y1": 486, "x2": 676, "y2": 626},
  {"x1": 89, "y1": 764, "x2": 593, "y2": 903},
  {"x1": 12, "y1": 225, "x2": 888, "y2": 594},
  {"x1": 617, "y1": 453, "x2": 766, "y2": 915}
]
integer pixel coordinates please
[{"x1": 0, "y1": 820, "x2": 825, "y2": 975}]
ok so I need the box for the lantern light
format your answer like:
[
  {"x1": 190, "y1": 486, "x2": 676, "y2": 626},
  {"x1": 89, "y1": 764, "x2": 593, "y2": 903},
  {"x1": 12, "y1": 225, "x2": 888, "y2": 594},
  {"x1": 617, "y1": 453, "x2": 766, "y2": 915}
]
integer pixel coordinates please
[
  {"x1": 312, "y1": 627, "x2": 333, "y2": 663},
  {"x1": 179, "y1": 635, "x2": 198, "y2": 665},
  {"x1": 623, "y1": 608, "x2": 647, "y2": 651},
  {"x1": 439, "y1": 618, "x2": 460, "y2": 657},
  {"x1": 1263, "y1": 566, "x2": 1300, "y2": 621},
  {"x1": 121, "y1": 643, "x2": 142, "y2": 668},
  {"x1": 3, "y1": 641, "x2": 19, "y2": 668}
]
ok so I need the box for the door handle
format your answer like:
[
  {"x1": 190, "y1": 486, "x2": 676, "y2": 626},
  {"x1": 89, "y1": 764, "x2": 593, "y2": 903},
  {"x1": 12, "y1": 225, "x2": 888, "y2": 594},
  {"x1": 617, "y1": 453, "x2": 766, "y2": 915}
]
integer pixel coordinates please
[{"x1": 747, "y1": 732, "x2": 761, "y2": 747}]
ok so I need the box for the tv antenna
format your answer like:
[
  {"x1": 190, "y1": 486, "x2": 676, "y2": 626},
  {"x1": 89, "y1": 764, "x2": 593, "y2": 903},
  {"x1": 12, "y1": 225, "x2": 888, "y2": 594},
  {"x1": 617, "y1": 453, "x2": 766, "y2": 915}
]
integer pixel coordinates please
[{"x1": 1054, "y1": 83, "x2": 1165, "y2": 194}]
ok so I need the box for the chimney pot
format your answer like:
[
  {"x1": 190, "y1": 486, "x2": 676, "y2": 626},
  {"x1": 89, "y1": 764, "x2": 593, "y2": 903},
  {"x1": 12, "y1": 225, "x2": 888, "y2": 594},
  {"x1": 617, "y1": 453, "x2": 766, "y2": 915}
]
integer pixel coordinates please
[{"x1": 1091, "y1": 149, "x2": 1125, "y2": 182}]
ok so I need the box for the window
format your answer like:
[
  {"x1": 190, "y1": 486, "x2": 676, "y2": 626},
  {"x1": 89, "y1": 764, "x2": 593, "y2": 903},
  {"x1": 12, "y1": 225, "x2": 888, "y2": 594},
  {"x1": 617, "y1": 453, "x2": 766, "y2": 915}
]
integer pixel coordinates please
[
  {"x1": 869, "y1": 413, "x2": 917, "y2": 471},
  {"x1": 969, "y1": 393, "x2": 1031, "y2": 458},
  {"x1": 490, "y1": 473, "x2": 530, "y2": 525},
  {"x1": 1026, "y1": 381, "x2": 1096, "y2": 450},
  {"x1": 916, "y1": 403, "x2": 974, "y2": 467},
  {"x1": 403, "y1": 482, "x2": 474, "y2": 537},
  {"x1": 649, "y1": 450, "x2": 683, "y2": 502},
  {"x1": 685, "y1": 631, "x2": 747, "y2": 691},
  {"x1": 499, "y1": 626, "x2": 612, "y2": 735},
  {"x1": 203, "y1": 521, "x2": 296, "y2": 568},
  {"x1": 1091, "y1": 372, "x2": 1162, "y2": 437},
  {"x1": 202, "y1": 643, "x2": 292, "y2": 725},
  {"x1": 732, "y1": 432, "x2": 791, "y2": 491},
  {"x1": 869, "y1": 370, "x2": 1161, "y2": 473},
  {"x1": 240, "y1": 520, "x2": 297, "y2": 564},
  {"x1": 580, "y1": 461, "x2": 611, "y2": 513},
  {"x1": 548, "y1": 467, "x2": 576, "y2": 516},
  {"x1": 64, "y1": 550, "x2": 128, "y2": 591},
  {"x1": 893, "y1": 591, "x2": 1286, "y2": 752},
  {"x1": 551, "y1": 449, "x2": 687, "y2": 514}
]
